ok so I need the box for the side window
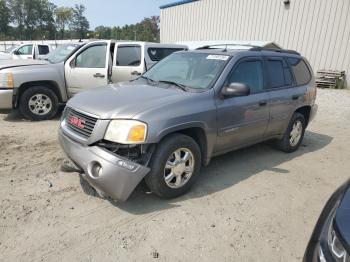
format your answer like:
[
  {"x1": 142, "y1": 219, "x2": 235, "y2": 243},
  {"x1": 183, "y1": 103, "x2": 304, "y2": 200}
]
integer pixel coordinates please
[
  {"x1": 147, "y1": 48, "x2": 185, "y2": 61},
  {"x1": 17, "y1": 45, "x2": 33, "y2": 55},
  {"x1": 287, "y1": 58, "x2": 311, "y2": 85},
  {"x1": 116, "y1": 45, "x2": 141, "y2": 66},
  {"x1": 227, "y1": 60, "x2": 264, "y2": 93},
  {"x1": 38, "y1": 45, "x2": 50, "y2": 55},
  {"x1": 265, "y1": 59, "x2": 292, "y2": 88},
  {"x1": 75, "y1": 44, "x2": 107, "y2": 68}
]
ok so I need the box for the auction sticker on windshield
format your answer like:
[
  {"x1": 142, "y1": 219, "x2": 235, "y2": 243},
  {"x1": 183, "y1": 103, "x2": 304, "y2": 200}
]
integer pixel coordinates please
[{"x1": 206, "y1": 55, "x2": 229, "y2": 60}]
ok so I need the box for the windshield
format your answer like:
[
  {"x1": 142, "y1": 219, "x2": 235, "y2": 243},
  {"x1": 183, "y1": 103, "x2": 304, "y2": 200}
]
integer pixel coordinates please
[
  {"x1": 4, "y1": 46, "x2": 18, "y2": 53},
  {"x1": 143, "y1": 52, "x2": 230, "y2": 89},
  {"x1": 47, "y1": 44, "x2": 81, "y2": 64}
]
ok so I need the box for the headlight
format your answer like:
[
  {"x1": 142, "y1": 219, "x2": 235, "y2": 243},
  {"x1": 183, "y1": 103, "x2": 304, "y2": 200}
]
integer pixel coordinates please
[
  {"x1": 104, "y1": 120, "x2": 147, "y2": 144},
  {"x1": 328, "y1": 227, "x2": 350, "y2": 262},
  {"x1": 0, "y1": 73, "x2": 14, "y2": 88}
]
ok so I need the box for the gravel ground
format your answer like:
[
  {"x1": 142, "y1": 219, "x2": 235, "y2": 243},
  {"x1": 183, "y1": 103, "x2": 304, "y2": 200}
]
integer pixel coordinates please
[{"x1": 0, "y1": 88, "x2": 349, "y2": 262}]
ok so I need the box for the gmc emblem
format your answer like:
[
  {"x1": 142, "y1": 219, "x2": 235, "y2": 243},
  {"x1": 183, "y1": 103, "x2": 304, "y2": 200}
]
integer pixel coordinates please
[{"x1": 68, "y1": 115, "x2": 85, "y2": 129}]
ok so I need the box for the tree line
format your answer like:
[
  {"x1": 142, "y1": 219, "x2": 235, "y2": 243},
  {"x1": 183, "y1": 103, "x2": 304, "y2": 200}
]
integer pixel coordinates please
[{"x1": 0, "y1": 0, "x2": 159, "y2": 42}]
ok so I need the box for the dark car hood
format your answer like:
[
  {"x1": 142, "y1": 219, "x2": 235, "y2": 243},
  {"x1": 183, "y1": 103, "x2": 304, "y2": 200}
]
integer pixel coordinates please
[
  {"x1": 67, "y1": 82, "x2": 195, "y2": 119},
  {"x1": 335, "y1": 183, "x2": 350, "y2": 252}
]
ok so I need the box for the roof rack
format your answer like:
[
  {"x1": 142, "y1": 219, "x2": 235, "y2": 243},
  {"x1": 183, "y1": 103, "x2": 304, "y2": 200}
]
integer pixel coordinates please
[{"x1": 196, "y1": 44, "x2": 300, "y2": 55}]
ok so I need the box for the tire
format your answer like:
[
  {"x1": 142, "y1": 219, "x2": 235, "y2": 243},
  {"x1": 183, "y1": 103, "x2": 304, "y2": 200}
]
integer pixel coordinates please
[
  {"x1": 19, "y1": 86, "x2": 59, "y2": 121},
  {"x1": 275, "y1": 112, "x2": 306, "y2": 153},
  {"x1": 145, "y1": 134, "x2": 202, "y2": 199}
]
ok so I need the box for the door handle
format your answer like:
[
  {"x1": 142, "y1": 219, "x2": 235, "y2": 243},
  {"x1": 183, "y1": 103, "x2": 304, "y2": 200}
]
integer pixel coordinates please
[
  {"x1": 292, "y1": 95, "x2": 300, "y2": 100},
  {"x1": 259, "y1": 100, "x2": 268, "y2": 106},
  {"x1": 131, "y1": 71, "x2": 141, "y2": 76},
  {"x1": 93, "y1": 73, "x2": 105, "y2": 78}
]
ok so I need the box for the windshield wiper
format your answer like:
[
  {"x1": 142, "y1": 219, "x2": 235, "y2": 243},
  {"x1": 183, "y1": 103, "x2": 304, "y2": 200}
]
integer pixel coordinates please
[
  {"x1": 139, "y1": 75, "x2": 156, "y2": 82},
  {"x1": 158, "y1": 80, "x2": 189, "y2": 92}
]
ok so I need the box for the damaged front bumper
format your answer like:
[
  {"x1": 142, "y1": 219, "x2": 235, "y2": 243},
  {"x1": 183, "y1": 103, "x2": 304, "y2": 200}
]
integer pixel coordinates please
[{"x1": 58, "y1": 128, "x2": 150, "y2": 201}]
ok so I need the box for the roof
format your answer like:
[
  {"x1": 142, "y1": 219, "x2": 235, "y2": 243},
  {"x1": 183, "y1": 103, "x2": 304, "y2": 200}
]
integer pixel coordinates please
[
  {"x1": 175, "y1": 40, "x2": 282, "y2": 50},
  {"x1": 160, "y1": 0, "x2": 198, "y2": 9}
]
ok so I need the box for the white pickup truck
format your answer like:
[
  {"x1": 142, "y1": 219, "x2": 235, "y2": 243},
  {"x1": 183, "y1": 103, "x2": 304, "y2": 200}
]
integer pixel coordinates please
[
  {"x1": 0, "y1": 43, "x2": 52, "y2": 60},
  {"x1": 0, "y1": 40, "x2": 187, "y2": 120}
]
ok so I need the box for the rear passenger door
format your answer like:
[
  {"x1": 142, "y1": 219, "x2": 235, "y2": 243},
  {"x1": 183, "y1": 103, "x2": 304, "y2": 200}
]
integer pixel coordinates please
[
  {"x1": 36, "y1": 45, "x2": 50, "y2": 59},
  {"x1": 264, "y1": 57, "x2": 305, "y2": 136},
  {"x1": 215, "y1": 57, "x2": 270, "y2": 152},
  {"x1": 112, "y1": 44, "x2": 144, "y2": 82}
]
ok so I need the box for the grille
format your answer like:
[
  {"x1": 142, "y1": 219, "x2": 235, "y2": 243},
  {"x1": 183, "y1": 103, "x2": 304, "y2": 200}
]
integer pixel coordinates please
[{"x1": 65, "y1": 107, "x2": 98, "y2": 139}]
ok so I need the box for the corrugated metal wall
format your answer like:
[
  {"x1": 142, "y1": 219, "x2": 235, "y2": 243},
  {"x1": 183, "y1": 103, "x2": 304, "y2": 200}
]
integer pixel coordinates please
[{"x1": 160, "y1": 0, "x2": 350, "y2": 83}]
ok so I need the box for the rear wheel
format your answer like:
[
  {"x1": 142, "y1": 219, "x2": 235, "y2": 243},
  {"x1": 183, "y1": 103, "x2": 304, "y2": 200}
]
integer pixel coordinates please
[
  {"x1": 19, "y1": 86, "x2": 58, "y2": 121},
  {"x1": 276, "y1": 112, "x2": 306, "y2": 152},
  {"x1": 145, "y1": 134, "x2": 201, "y2": 199}
]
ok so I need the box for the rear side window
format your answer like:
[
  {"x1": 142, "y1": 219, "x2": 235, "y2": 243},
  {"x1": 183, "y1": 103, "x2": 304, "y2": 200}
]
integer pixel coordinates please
[
  {"x1": 265, "y1": 59, "x2": 293, "y2": 88},
  {"x1": 38, "y1": 45, "x2": 49, "y2": 55},
  {"x1": 147, "y1": 48, "x2": 185, "y2": 61},
  {"x1": 227, "y1": 60, "x2": 264, "y2": 93},
  {"x1": 287, "y1": 58, "x2": 311, "y2": 85},
  {"x1": 116, "y1": 45, "x2": 141, "y2": 66}
]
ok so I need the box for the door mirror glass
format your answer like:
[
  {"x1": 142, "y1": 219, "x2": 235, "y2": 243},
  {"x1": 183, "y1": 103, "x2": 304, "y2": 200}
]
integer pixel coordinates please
[
  {"x1": 221, "y1": 83, "x2": 250, "y2": 98},
  {"x1": 70, "y1": 58, "x2": 76, "y2": 68}
]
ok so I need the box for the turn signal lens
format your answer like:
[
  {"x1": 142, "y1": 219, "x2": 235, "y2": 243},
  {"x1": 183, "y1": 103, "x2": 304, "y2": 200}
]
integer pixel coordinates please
[
  {"x1": 0, "y1": 73, "x2": 14, "y2": 88},
  {"x1": 127, "y1": 125, "x2": 146, "y2": 142}
]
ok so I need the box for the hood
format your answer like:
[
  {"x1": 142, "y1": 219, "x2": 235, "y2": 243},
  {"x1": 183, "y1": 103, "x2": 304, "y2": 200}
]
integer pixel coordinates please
[
  {"x1": 335, "y1": 183, "x2": 350, "y2": 252},
  {"x1": 0, "y1": 59, "x2": 49, "y2": 70},
  {"x1": 67, "y1": 82, "x2": 195, "y2": 119}
]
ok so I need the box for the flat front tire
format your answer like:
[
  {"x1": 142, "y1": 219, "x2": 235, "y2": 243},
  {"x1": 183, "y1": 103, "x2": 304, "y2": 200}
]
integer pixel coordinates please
[
  {"x1": 145, "y1": 134, "x2": 201, "y2": 199},
  {"x1": 19, "y1": 86, "x2": 58, "y2": 121}
]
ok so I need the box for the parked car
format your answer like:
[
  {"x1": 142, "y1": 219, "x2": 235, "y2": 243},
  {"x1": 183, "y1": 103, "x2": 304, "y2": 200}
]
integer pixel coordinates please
[
  {"x1": 304, "y1": 179, "x2": 350, "y2": 262},
  {"x1": 0, "y1": 43, "x2": 52, "y2": 60},
  {"x1": 0, "y1": 40, "x2": 187, "y2": 120},
  {"x1": 59, "y1": 44, "x2": 318, "y2": 201}
]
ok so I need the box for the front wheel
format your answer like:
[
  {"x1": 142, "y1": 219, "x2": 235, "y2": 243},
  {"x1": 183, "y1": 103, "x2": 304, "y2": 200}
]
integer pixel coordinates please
[
  {"x1": 275, "y1": 112, "x2": 306, "y2": 153},
  {"x1": 19, "y1": 86, "x2": 59, "y2": 121},
  {"x1": 145, "y1": 134, "x2": 201, "y2": 199}
]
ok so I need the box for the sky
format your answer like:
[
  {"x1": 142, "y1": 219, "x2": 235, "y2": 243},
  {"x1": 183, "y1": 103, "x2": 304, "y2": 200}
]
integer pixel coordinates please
[{"x1": 51, "y1": 0, "x2": 172, "y2": 29}]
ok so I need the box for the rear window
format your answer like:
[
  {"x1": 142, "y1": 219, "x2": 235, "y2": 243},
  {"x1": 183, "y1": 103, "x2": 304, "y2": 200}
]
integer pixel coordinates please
[
  {"x1": 287, "y1": 58, "x2": 312, "y2": 85},
  {"x1": 147, "y1": 47, "x2": 185, "y2": 61},
  {"x1": 265, "y1": 59, "x2": 293, "y2": 88},
  {"x1": 116, "y1": 45, "x2": 141, "y2": 66},
  {"x1": 38, "y1": 45, "x2": 49, "y2": 55}
]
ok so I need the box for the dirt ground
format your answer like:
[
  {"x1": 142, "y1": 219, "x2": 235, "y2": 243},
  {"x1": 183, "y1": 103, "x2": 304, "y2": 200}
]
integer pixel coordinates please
[{"x1": 0, "y1": 88, "x2": 349, "y2": 262}]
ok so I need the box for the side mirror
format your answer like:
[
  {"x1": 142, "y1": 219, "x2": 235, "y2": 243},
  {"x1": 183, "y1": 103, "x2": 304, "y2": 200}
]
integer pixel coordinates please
[
  {"x1": 70, "y1": 58, "x2": 76, "y2": 68},
  {"x1": 221, "y1": 82, "x2": 250, "y2": 98},
  {"x1": 13, "y1": 50, "x2": 20, "y2": 55}
]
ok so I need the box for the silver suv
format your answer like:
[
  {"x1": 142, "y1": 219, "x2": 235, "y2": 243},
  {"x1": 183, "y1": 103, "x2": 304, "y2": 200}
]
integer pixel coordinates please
[{"x1": 59, "y1": 45, "x2": 318, "y2": 201}]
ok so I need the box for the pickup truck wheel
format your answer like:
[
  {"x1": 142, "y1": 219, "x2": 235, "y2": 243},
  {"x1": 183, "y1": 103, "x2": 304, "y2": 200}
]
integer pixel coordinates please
[
  {"x1": 276, "y1": 112, "x2": 306, "y2": 153},
  {"x1": 145, "y1": 134, "x2": 201, "y2": 199},
  {"x1": 19, "y1": 86, "x2": 58, "y2": 121}
]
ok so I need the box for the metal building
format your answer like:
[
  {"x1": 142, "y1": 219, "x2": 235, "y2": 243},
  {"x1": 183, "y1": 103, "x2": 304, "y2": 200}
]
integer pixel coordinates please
[{"x1": 160, "y1": 0, "x2": 350, "y2": 84}]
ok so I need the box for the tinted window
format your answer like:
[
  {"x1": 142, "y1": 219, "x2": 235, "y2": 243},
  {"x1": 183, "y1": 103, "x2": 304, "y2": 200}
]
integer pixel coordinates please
[
  {"x1": 116, "y1": 46, "x2": 141, "y2": 66},
  {"x1": 265, "y1": 59, "x2": 293, "y2": 88},
  {"x1": 38, "y1": 45, "x2": 49, "y2": 55},
  {"x1": 227, "y1": 60, "x2": 263, "y2": 93},
  {"x1": 76, "y1": 45, "x2": 107, "y2": 68},
  {"x1": 287, "y1": 58, "x2": 311, "y2": 85},
  {"x1": 147, "y1": 48, "x2": 185, "y2": 61},
  {"x1": 17, "y1": 45, "x2": 33, "y2": 55}
]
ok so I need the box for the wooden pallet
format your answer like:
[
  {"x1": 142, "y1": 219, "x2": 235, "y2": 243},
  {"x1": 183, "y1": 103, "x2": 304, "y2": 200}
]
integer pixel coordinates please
[{"x1": 316, "y1": 70, "x2": 345, "y2": 89}]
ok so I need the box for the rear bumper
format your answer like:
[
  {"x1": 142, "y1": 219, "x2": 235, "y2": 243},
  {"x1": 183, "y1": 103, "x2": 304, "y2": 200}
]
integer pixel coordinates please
[
  {"x1": 58, "y1": 128, "x2": 150, "y2": 201},
  {"x1": 309, "y1": 104, "x2": 318, "y2": 123},
  {"x1": 0, "y1": 89, "x2": 13, "y2": 109}
]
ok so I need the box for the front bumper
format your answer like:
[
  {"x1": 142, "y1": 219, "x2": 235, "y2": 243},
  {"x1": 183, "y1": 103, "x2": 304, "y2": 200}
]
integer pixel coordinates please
[
  {"x1": 0, "y1": 89, "x2": 13, "y2": 109},
  {"x1": 58, "y1": 128, "x2": 150, "y2": 201}
]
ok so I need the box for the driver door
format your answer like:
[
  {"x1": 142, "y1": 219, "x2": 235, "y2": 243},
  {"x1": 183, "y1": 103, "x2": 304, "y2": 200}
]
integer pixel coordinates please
[
  {"x1": 65, "y1": 41, "x2": 111, "y2": 96},
  {"x1": 13, "y1": 44, "x2": 34, "y2": 59},
  {"x1": 215, "y1": 58, "x2": 270, "y2": 153}
]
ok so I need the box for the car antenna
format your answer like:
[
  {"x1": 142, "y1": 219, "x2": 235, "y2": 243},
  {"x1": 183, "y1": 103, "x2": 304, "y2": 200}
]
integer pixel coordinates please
[{"x1": 223, "y1": 44, "x2": 228, "y2": 52}]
